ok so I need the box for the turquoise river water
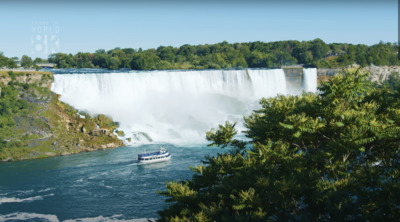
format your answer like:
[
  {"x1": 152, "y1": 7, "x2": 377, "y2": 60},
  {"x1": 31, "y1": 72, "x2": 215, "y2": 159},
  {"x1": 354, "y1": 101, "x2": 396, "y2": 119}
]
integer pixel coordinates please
[{"x1": 0, "y1": 144, "x2": 220, "y2": 221}]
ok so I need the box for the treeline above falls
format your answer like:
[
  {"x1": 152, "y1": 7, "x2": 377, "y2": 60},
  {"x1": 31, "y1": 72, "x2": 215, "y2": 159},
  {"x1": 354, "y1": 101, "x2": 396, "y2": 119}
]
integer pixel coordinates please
[{"x1": 42, "y1": 39, "x2": 399, "y2": 70}]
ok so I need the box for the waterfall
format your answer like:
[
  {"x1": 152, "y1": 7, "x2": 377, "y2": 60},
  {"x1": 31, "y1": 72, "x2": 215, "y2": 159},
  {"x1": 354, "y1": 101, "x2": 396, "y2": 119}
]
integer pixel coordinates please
[
  {"x1": 51, "y1": 69, "x2": 309, "y2": 145},
  {"x1": 302, "y1": 68, "x2": 318, "y2": 93},
  {"x1": 248, "y1": 69, "x2": 287, "y2": 98}
]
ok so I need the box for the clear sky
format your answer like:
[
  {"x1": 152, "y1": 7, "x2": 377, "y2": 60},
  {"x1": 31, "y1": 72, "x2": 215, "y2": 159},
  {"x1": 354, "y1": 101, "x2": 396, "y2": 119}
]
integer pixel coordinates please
[{"x1": 0, "y1": 0, "x2": 397, "y2": 59}]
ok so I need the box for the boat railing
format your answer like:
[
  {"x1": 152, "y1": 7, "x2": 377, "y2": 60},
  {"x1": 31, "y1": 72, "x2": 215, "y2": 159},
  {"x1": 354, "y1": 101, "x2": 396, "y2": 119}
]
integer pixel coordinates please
[
  {"x1": 139, "y1": 153, "x2": 171, "y2": 160},
  {"x1": 138, "y1": 151, "x2": 161, "y2": 158},
  {"x1": 138, "y1": 147, "x2": 168, "y2": 158}
]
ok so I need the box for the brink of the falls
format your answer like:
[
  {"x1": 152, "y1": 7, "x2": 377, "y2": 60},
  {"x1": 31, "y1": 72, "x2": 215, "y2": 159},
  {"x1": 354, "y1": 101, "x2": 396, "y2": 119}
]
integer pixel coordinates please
[{"x1": 51, "y1": 68, "x2": 317, "y2": 145}]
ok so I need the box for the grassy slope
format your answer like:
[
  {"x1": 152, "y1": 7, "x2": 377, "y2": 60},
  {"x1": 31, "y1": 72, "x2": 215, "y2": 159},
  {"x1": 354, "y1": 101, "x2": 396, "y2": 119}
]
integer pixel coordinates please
[
  {"x1": 0, "y1": 70, "x2": 53, "y2": 75},
  {"x1": 0, "y1": 71, "x2": 124, "y2": 161}
]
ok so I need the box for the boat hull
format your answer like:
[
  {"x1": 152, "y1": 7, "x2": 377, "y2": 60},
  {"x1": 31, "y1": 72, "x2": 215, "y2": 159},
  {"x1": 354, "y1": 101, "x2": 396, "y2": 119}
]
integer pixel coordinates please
[{"x1": 138, "y1": 154, "x2": 171, "y2": 164}]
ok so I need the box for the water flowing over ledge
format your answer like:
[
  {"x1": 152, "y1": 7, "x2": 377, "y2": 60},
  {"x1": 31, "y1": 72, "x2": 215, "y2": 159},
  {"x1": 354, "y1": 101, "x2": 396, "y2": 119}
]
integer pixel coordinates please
[
  {"x1": 303, "y1": 68, "x2": 318, "y2": 93},
  {"x1": 51, "y1": 68, "x2": 317, "y2": 145}
]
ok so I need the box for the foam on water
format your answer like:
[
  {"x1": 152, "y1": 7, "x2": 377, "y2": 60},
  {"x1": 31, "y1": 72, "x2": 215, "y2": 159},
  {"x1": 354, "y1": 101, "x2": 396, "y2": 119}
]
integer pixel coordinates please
[
  {"x1": 0, "y1": 212, "x2": 60, "y2": 222},
  {"x1": 0, "y1": 212, "x2": 154, "y2": 222},
  {"x1": 63, "y1": 215, "x2": 155, "y2": 222},
  {"x1": 0, "y1": 194, "x2": 54, "y2": 205}
]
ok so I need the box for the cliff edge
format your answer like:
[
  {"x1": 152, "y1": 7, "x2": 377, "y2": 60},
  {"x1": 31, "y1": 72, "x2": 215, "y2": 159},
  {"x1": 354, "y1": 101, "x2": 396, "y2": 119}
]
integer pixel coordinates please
[{"x1": 0, "y1": 71, "x2": 124, "y2": 162}]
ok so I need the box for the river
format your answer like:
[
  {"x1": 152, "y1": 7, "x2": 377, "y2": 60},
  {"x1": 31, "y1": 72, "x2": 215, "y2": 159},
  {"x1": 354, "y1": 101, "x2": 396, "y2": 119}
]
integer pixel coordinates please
[
  {"x1": 0, "y1": 68, "x2": 317, "y2": 221},
  {"x1": 0, "y1": 144, "x2": 220, "y2": 221}
]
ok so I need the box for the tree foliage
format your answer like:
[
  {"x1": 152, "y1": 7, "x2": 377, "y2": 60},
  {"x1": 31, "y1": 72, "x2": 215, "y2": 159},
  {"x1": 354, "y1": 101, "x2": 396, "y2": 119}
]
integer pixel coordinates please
[
  {"x1": 0, "y1": 73, "x2": 32, "y2": 148},
  {"x1": 46, "y1": 40, "x2": 399, "y2": 70},
  {"x1": 20, "y1": 55, "x2": 33, "y2": 68},
  {"x1": 158, "y1": 69, "x2": 400, "y2": 221},
  {"x1": 0, "y1": 52, "x2": 17, "y2": 69}
]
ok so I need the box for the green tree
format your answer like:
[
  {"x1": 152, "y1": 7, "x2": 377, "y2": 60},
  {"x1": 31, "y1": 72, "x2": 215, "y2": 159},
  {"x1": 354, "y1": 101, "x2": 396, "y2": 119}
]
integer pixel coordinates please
[
  {"x1": 49, "y1": 53, "x2": 74, "y2": 68},
  {"x1": 247, "y1": 51, "x2": 266, "y2": 67},
  {"x1": 158, "y1": 69, "x2": 400, "y2": 221},
  {"x1": 130, "y1": 52, "x2": 160, "y2": 70},
  {"x1": 93, "y1": 52, "x2": 110, "y2": 68},
  {"x1": 33, "y1": 57, "x2": 49, "y2": 64},
  {"x1": 20, "y1": 55, "x2": 33, "y2": 68},
  {"x1": 45, "y1": 40, "x2": 399, "y2": 70},
  {"x1": 310, "y1": 38, "x2": 329, "y2": 60},
  {"x1": 108, "y1": 57, "x2": 121, "y2": 70},
  {"x1": 157, "y1": 46, "x2": 177, "y2": 63},
  {"x1": 384, "y1": 71, "x2": 400, "y2": 91},
  {"x1": 0, "y1": 54, "x2": 17, "y2": 69}
]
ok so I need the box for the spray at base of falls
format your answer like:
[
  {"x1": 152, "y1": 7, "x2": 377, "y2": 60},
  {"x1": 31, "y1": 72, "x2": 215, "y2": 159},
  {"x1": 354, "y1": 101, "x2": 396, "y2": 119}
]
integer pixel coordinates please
[{"x1": 51, "y1": 68, "x2": 317, "y2": 145}]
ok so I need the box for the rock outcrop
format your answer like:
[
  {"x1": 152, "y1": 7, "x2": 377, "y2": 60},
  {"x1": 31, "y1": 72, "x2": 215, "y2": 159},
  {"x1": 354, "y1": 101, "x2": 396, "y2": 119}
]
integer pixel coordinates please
[
  {"x1": 363, "y1": 65, "x2": 400, "y2": 82},
  {"x1": 0, "y1": 71, "x2": 124, "y2": 162},
  {"x1": 317, "y1": 65, "x2": 400, "y2": 83},
  {"x1": 317, "y1": 68, "x2": 342, "y2": 77},
  {"x1": 0, "y1": 71, "x2": 53, "y2": 88}
]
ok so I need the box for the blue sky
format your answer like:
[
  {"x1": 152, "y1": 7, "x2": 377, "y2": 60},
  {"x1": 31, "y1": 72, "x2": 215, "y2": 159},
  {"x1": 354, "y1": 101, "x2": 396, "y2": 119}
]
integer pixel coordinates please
[{"x1": 0, "y1": 0, "x2": 397, "y2": 58}]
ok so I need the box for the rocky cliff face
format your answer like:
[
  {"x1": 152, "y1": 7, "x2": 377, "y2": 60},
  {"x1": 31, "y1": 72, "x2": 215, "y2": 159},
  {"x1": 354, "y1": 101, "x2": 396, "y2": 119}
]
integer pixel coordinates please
[
  {"x1": 0, "y1": 71, "x2": 124, "y2": 162},
  {"x1": 316, "y1": 68, "x2": 342, "y2": 77},
  {"x1": 317, "y1": 66, "x2": 400, "y2": 82},
  {"x1": 363, "y1": 66, "x2": 400, "y2": 82},
  {"x1": 0, "y1": 71, "x2": 53, "y2": 87},
  {"x1": 283, "y1": 66, "x2": 399, "y2": 86}
]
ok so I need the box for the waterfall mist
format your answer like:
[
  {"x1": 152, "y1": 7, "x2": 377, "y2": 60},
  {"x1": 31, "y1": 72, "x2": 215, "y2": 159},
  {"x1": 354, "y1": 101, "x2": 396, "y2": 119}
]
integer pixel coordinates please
[{"x1": 51, "y1": 69, "x2": 316, "y2": 145}]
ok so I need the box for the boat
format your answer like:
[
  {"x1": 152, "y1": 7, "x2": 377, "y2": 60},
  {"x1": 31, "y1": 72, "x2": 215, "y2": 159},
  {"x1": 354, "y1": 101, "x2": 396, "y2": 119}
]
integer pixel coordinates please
[{"x1": 138, "y1": 147, "x2": 171, "y2": 164}]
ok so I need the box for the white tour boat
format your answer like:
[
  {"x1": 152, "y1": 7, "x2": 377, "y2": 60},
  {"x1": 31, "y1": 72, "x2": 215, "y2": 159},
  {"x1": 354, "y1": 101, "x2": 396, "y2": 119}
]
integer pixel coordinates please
[{"x1": 138, "y1": 147, "x2": 171, "y2": 164}]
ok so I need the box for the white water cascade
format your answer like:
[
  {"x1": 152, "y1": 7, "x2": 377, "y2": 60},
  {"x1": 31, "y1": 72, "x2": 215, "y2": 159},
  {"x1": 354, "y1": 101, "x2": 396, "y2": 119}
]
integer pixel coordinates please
[
  {"x1": 51, "y1": 69, "x2": 315, "y2": 145},
  {"x1": 302, "y1": 68, "x2": 318, "y2": 93}
]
